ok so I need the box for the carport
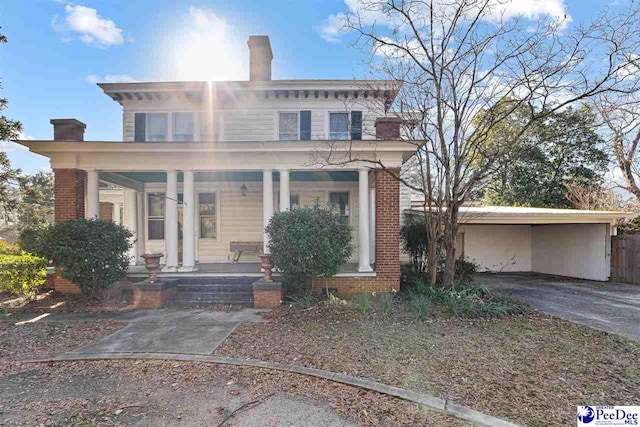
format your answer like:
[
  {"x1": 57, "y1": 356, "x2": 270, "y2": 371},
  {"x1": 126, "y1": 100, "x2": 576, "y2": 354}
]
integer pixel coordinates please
[{"x1": 408, "y1": 206, "x2": 635, "y2": 281}]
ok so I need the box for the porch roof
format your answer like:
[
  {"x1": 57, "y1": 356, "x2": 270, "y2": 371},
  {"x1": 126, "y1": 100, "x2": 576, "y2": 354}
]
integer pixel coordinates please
[{"x1": 113, "y1": 170, "x2": 359, "y2": 183}]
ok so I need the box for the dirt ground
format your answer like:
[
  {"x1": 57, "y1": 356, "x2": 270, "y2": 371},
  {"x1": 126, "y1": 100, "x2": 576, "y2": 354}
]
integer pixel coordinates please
[
  {"x1": 0, "y1": 313, "x2": 466, "y2": 426},
  {"x1": 215, "y1": 303, "x2": 640, "y2": 427}
]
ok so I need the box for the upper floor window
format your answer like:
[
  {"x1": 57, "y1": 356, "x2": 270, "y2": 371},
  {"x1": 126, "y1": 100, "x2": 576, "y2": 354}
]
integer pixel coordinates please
[
  {"x1": 278, "y1": 111, "x2": 311, "y2": 141},
  {"x1": 146, "y1": 113, "x2": 168, "y2": 141},
  {"x1": 329, "y1": 111, "x2": 362, "y2": 140},
  {"x1": 173, "y1": 113, "x2": 194, "y2": 141}
]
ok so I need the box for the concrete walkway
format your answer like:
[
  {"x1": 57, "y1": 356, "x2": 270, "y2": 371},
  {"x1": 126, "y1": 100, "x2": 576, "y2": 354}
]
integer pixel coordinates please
[
  {"x1": 51, "y1": 308, "x2": 266, "y2": 355},
  {"x1": 480, "y1": 273, "x2": 640, "y2": 340}
]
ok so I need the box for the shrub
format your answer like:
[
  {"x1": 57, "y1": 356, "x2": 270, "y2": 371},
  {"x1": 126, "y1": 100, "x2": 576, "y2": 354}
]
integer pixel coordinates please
[
  {"x1": 33, "y1": 219, "x2": 132, "y2": 296},
  {"x1": 400, "y1": 212, "x2": 430, "y2": 275},
  {"x1": 352, "y1": 292, "x2": 373, "y2": 312},
  {"x1": 424, "y1": 282, "x2": 528, "y2": 318},
  {"x1": 0, "y1": 240, "x2": 20, "y2": 255},
  {"x1": 454, "y1": 256, "x2": 479, "y2": 285},
  {"x1": 0, "y1": 254, "x2": 47, "y2": 296},
  {"x1": 18, "y1": 223, "x2": 48, "y2": 255},
  {"x1": 266, "y1": 207, "x2": 353, "y2": 295}
]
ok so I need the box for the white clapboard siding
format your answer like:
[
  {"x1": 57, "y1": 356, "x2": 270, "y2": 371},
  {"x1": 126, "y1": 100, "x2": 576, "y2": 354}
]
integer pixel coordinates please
[
  {"x1": 121, "y1": 95, "x2": 384, "y2": 142},
  {"x1": 142, "y1": 180, "x2": 362, "y2": 264}
]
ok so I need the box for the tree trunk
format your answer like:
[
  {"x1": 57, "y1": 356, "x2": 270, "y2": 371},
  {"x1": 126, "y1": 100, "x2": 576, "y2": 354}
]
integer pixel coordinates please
[
  {"x1": 441, "y1": 203, "x2": 460, "y2": 287},
  {"x1": 426, "y1": 235, "x2": 438, "y2": 285}
]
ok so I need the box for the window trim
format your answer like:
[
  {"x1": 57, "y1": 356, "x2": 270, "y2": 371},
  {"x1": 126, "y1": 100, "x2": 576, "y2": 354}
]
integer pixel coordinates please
[
  {"x1": 197, "y1": 191, "x2": 220, "y2": 241},
  {"x1": 276, "y1": 110, "x2": 300, "y2": 141}
]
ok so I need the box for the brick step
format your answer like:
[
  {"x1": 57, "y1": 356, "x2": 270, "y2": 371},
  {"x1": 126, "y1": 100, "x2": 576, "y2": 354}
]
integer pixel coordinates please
[
  {"x1": 176, "y1": 283, "x2": 253, "y2": 293},
  {"x1": 177, "y1": 277, "x2": 257, "y2": 285},
  {"x1": 174, "y1": 292, "x2": 254, "y2": 304}
]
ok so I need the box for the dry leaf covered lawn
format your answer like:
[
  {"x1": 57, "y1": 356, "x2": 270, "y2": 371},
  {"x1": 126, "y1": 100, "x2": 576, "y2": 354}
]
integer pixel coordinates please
[{"x1": 216, "y1": 303, "x2": 640, "y2": 427}]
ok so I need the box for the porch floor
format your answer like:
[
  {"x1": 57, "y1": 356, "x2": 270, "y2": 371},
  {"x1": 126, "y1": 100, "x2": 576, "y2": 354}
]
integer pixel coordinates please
[{"x1": 127, "y1": 262, "x2": 371, "y2": 278}]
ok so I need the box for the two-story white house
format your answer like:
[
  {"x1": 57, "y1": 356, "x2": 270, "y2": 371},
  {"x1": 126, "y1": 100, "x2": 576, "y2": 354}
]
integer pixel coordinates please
[{"x1": 20, "y1": 36, "x2": 417, "y2": 296}]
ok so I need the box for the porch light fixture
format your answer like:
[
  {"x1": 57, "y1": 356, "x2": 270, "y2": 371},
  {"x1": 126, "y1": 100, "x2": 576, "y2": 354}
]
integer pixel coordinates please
[{"x1": 240, "y1": 182, "x2": 248, "y2": 196}]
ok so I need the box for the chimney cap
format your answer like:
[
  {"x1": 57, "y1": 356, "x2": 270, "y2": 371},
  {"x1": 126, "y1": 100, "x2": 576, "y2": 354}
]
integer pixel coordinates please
[
  {"x1": 50, "y1": 118, "x2": 87, "y2": 129},
  {"x1": 247, "y1": 35, "x2": 273, "y2": 60}
]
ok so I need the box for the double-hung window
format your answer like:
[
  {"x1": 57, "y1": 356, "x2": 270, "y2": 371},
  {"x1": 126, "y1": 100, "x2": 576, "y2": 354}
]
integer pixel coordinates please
[
  {"x1": 329, "y1": 111, "x2": 363, "y2": 140},
  {"x1": 329, "y1": 191, "x2": 350, "y2": 222},
  {"x1": 146, "y1": 113, "x2": 169, "y2": 141},
  {"x1": 199, "y1": 193, "x2": 217, "y2": 239},
  {"x1": 148, "y1": 193, "x2": 165, "y2": 240},
  {"x1": 278, "y1": 111, "x2": 311, "y2": 140},
  {"x1": 173, "y1": 113, "x2": 194, "y2": 141}
]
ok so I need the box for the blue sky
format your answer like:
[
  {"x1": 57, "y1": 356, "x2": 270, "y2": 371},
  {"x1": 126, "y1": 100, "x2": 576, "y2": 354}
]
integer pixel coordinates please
[{"x1": 0, "y1": 0, "x2": 623, "y2": 174}]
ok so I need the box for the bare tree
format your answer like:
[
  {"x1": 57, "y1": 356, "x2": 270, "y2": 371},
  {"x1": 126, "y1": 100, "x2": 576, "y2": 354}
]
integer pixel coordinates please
[{"x1": 316, "y1": 0, "x2": 640, "y2": 286}]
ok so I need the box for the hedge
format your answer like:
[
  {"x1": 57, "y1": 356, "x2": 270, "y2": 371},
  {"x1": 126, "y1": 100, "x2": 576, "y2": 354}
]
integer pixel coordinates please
[{"x1": 0, "y1": 254, "x2": 47, "y2": 297}]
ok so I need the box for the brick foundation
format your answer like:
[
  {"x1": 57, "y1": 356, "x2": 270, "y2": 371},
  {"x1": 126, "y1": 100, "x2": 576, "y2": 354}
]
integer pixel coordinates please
[
  {"x1": 54, "y1": 272, "x2": 81, "y2": 295},
  {"x1": 313, "y1": 169, "x2": 401, "y2": 294},
  {"x1": 132, "y1": 281, "x2": 177, "y2": 309},
  {"x1": 99, "y1": 202, "x2": 113, "y2": 220},
  {"x1": 253, "y1": 280, "x2": 283, "y2": 308}
]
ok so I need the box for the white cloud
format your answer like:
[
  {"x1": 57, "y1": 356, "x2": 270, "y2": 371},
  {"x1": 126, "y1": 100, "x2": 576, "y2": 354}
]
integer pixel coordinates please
[
  {"x1": 86, "y1": 74, "x2": 138, "y2": 84},
  {"x1": 0, "y1": 133, "x2": 31, "y2": 153},
  {"x1": 318, "y1": 0, "x2": 571, "y2": 43},
  {"x1": 52, "y1": 4, "x2": 125, "y2": 48}
]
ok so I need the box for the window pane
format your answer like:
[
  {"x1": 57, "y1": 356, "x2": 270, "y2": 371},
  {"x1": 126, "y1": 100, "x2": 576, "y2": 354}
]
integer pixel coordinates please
[
  {"x1": 199, "y1": 193, "x2": 216, "y2": 216},
  {"x1": 291, "y1": 194, "x2": 300, "y2": 209},
  {"x1": 279, "y1": 112, "x2": 298, "y2": 140},
  {"x1": 329, "y1": 192, "x2": 349, "y2": 217},
  {"x1": 148, "y1": 193, "x2": 165, "y2": 217},
  {"x1": 200, "y1": 217, "x2": 217, "y2": 239},
  {"x1": 173, "y1": 113, "x2": 194, "y2": 141},
  {"x1": 146, "y1": 114, "x2": 168, "y2": 141},
  {"x1": 329, "y1": 113, "x2": 349, "y2": 140},
  {"x1": 148, "y1": 219, "x2": 164, "y2": 240}
]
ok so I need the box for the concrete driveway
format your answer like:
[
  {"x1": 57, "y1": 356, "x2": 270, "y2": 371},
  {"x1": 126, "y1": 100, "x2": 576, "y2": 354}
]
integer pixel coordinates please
[{"x1": 480, "y1": 273, "x2": 640, "y2": 341}]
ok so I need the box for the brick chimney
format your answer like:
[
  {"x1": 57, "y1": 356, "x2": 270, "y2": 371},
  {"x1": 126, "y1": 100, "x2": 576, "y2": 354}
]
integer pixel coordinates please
[
  {"x1": 247, "y1": 35, "x2": 273, "y2": 81},
  {"x1": 50, "y1": 118, "x2": 86, "y2": 141},
  {"x1": 375, "y1": 117, "x2": 403, "y2": 139}
]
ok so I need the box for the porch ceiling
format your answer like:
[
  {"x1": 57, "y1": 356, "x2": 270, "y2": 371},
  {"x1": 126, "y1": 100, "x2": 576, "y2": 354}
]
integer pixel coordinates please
[{"x1": 111, "y1": 170, "x2": 359, "y2": 183}]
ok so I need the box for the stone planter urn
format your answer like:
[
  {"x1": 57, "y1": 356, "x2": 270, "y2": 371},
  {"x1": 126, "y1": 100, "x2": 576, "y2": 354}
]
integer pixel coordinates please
[
  {"x1": 258, "y1": 253, "x2": 273, "y2": 283},
  {"x1": 141, "y1": 253, "x2": 163, "y2": 283}
]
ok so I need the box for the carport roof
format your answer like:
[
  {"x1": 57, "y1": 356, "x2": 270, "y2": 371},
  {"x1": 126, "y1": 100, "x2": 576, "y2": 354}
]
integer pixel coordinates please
[{"x1": 406, "y1": 205, "x2": 636, "y2": 225}]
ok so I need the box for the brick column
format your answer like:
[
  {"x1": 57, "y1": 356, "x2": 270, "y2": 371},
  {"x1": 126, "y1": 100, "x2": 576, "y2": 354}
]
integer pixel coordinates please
[
  {"x1": 52, "y1": 168, "x2": 86, "y2": 294},
  {"x1": 374, "y1": 169, "x2": 401, "y2": 286},
  {"x1": 53, "y1": 169, "x2": 86, "y2": 222}
]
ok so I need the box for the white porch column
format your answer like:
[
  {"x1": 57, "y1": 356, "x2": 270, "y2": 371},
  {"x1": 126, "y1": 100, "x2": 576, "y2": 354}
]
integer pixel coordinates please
[
  {"x1": 369, "y1": 187, "x2": 376, "y2": 263},
  {"x1": 165, "y1": 170, "x2": 179, "y2": 270},
  {"x1": 112, "y1": 202, "x2": 122, "y2": 224},
  {"x1": 136, "y1": 191, "x2": 145, "y2": 264},
  {"x1": 182, "y1": 170, "x2": 196, "y2": 269},
  {"x1": 86, "y1": 169, "x2": 99, "y2": 219},
  {"x1": 279, "y1": 169, "x2": 290, "y2": 211},
  {"x1": 263, "y1": 170, "x2": 274, "y2": 254},
  {"x1": 358, "y1": 169, "x2": 373, "y2": 272},
  {"x1": 124, "y1": 189, "x2": 138, "y2": 264}
]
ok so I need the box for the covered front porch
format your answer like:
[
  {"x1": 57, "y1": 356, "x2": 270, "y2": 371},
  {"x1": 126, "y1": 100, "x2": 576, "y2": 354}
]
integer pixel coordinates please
[{"x1": 95, "y1": 169, "x2": 378, "y2": 276}]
